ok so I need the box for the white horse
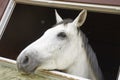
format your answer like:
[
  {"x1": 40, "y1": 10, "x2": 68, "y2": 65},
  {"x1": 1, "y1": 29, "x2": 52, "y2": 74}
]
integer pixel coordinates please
[{"x1": 17, "y1": 10, "x2": 103, "y2": 80}]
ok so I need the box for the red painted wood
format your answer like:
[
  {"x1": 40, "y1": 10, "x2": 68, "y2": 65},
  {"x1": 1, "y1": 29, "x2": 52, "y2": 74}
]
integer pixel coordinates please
[
  {"x1": 62, "y1": 0, "x2": 120, "y2": 6},
  {"x1": 0, "y1": 0, "x2": 9, "y2": 21}
]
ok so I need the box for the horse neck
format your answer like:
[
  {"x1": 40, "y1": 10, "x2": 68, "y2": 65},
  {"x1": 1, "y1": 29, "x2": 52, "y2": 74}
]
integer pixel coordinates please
[
  {"x1": 65, "y1": 32, "x2": 98, "y2": 80},
  {"x1": 65, "y1": 33, "x2": 91, "y2": 78}
]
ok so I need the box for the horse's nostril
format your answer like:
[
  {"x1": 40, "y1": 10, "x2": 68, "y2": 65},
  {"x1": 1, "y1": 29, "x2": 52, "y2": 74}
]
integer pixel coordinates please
[{"x1": 23, "y1": 56, "x2": 29, "y2": 64}]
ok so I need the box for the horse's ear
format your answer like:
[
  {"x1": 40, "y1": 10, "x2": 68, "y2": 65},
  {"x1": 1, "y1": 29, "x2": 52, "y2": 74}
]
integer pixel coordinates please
[
  {"x1": 55, "y1": 10, "x2": 63, "y2": 23},
  {"x1": 72, "y1": 9, "x2": 87, "y2": 28}
]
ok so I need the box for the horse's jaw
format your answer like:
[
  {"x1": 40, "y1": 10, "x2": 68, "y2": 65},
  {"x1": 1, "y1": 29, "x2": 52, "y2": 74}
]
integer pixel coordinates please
[
  {"x1": 36, "y1": 58, "x2": 57, "y2": 71},
  {"x1": 65, "y1": 51, "x2": 97, "y2": 80},
  {"x1": 66, "y1": 53, "x2": 89, "y2": 76}
]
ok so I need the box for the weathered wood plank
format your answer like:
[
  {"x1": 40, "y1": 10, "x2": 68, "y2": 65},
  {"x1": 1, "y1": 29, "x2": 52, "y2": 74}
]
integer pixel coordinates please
[
  {"x1": 0, "y1": 57, "x2": 89, "y2": 80},
  {"x1": 61, "y1": 0, "x2": 120, "y2": 6},
  {"x1": 0, "y1": 0, "x2": 9, "y2": 20}
]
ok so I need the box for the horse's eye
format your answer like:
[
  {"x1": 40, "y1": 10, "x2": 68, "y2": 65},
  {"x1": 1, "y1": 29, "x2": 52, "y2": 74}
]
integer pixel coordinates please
[{"x1": 57, "y1": 32, "x2": 67, "y2": 39}]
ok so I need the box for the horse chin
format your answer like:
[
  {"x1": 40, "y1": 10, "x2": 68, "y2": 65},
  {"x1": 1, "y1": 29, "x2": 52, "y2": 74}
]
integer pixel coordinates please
[
  {"x1": 18, "y1": 66, "x2": 38, "y2": 75},
  {"x1": 35, "y1": 66, "x2": 65, "y2": 73}
]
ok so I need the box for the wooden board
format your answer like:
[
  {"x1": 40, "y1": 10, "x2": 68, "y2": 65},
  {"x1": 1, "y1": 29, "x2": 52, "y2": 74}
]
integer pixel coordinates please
[
  {"x1": 60, "y1": 0, "x2": 120, "y2": 6},
  {"x1": 0, "y1": 0, "x2": 9, "y2": 20},
  {"x1": 0, "y1": 57, "x2": 89, "y2": 80}
]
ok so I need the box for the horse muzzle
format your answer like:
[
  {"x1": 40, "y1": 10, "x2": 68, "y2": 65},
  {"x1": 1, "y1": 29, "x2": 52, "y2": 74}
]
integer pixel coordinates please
[{"x1": 17, "y1": 51, "x2": 40, "y2": 74}]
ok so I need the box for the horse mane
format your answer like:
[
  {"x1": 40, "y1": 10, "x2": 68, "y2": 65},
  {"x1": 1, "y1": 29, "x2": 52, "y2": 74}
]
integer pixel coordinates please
[{"x1": 79, "y1": 30, "x2": 103, "y2": 80}]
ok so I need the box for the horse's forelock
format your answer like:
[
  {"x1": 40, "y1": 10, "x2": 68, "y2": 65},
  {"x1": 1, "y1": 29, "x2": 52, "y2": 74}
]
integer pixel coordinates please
[
  {"x1": 53, "y1": 18, "x2": 81, "y2": 35},
  {"x1": 53, "y1": 19, "x2": 73, "y2": 27}
]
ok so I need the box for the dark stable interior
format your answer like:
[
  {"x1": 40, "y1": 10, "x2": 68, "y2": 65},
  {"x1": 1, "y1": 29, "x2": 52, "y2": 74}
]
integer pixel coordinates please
[{"x1": 0, "y1": 4, "x2": 119, "y2": 80}]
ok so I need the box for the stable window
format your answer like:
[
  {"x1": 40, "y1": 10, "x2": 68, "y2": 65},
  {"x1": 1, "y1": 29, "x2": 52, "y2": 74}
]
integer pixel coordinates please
[{"x1": 0, "y1": 0, "x2": 119, "y2": 80}]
